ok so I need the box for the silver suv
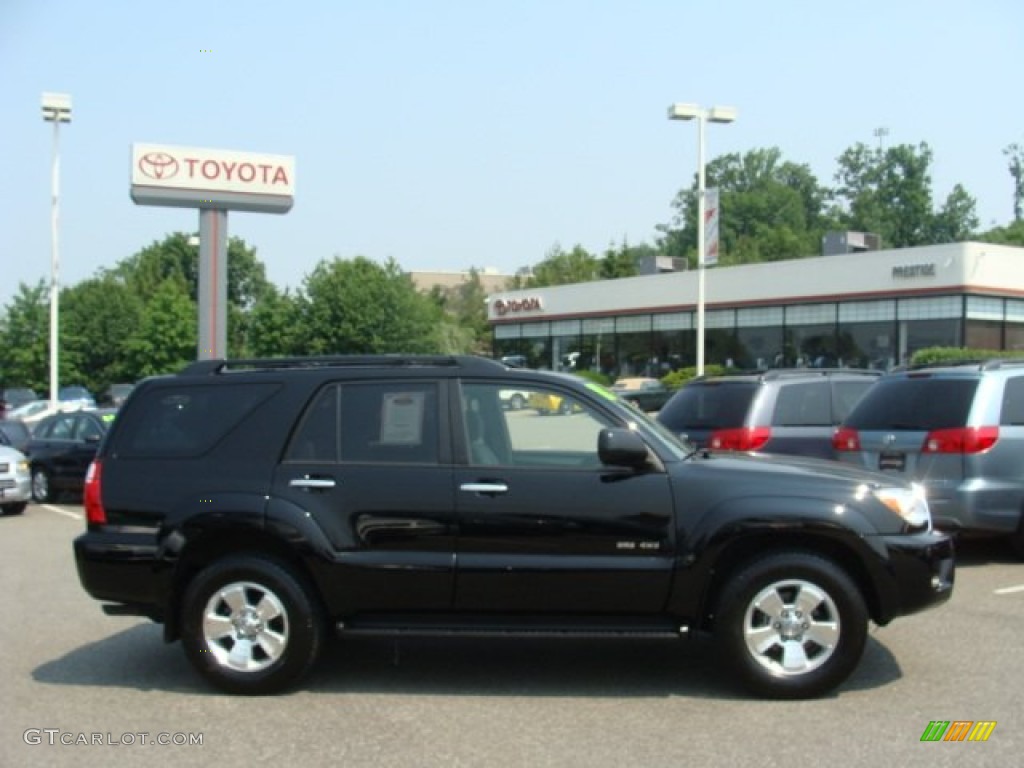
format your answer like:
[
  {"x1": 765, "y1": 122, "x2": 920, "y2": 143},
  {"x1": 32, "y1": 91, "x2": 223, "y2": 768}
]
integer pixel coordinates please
[
  {"x1": 657, "y1": 369, "x2": 880, "y2": 460},
  {"x1": 833, "y1": 360, "x2": 1024, "y2": 556}
]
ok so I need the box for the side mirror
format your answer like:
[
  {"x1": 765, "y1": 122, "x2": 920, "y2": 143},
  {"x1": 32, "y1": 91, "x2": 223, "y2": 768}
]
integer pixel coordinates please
[{"x1": 598, "y1": 428, "x2": 649, "y2": 468}]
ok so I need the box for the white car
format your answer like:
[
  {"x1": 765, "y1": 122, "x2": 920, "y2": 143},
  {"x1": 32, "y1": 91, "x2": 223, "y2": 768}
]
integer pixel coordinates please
[
  {"x1": 0, "y1": 445, "x2": 31, "y2": 515},
  {"x1": 7, "y1": 400, "x2": 85, "y2": 431},
  {"x1": 499, "y1": 389, "x2": 529, "y2": 410}
]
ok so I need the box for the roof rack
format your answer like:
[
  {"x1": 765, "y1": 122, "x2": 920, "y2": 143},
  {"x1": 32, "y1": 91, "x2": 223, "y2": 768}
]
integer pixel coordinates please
[
  {"x1": 691, "y1": 367, "x2": 881, "y2": 383},
  {"x1": 179, "y1": 354, "x2": 507, "y2": 376},
  {"x1": 904, "y1": 358, "x2": 1024, "y2": 372},
  {"x1": 760, "y1": 367, "x2": 881, "y2": 381}
]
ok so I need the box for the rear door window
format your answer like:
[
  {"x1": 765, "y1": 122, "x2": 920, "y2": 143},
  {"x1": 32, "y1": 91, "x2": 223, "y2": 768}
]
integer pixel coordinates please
[
  {"x1": 658, "y1": 382, "x2": 758, "y2": 429},
  {"x1": 844, "y1": 377, "x2": 978, "y2": 430},
  {"x1": 771, "y1": 382, "x2": 830, "y2": 426}
]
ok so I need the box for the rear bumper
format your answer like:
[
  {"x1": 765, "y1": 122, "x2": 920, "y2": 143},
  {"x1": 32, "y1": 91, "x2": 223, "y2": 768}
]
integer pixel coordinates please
[
  {"x1": 73, "y1": 530, "x2": 165, "y2": 620},
  {"x1": 874, "y1": 530, "x2": 955, "y2": 623},
  {"x1": 924, "y1": 479, "x2": 1022, "y2": 534}
]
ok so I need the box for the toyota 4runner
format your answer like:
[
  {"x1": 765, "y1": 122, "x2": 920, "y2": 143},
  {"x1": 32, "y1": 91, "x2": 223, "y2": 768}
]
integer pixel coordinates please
[{"x1": 74, "y1": 355, "x2": 954, "y2": 698}]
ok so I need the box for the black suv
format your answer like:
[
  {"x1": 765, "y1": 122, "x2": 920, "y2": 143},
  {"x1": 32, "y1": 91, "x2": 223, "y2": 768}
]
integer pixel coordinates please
[
  {"x1": 74, "y1": 356, "x2": 953, "y2": 699},
  {"x1": 834, "y1": 360, "x2": 1024, "y2": 555},
  {"x1": 657, "y1": 369, "x2": 880, "y2": 459}
]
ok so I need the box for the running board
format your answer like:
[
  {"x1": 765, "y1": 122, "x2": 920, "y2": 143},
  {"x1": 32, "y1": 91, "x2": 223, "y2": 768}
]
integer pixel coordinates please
[{"x1": 336, "y1": 615, "x2": 689, "y2": 640}]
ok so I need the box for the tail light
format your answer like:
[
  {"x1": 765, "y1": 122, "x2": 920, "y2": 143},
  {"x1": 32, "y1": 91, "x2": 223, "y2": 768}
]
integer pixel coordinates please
[
  {"x1": 832, "y1": 427, "x2": 861, "y2": 452},
  {"x1": 709, "y1": 427, "x2": 771, "y2": 451},
  {"x1": 83, "y1": 460, "x2": 107, "y2": 525},
  {"x1": 922, "y1": 426, "x2": 998, "y2": 454}
]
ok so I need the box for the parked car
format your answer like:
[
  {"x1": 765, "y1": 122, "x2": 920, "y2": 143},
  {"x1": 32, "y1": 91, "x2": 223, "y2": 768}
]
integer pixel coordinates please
[
  {"x1": 499, "y1": 389, "x2": 529, "y2": 410},
  {"x1": 657, "y1": 369, "x2": 881, "y2": 460},
  {"x1": 58, "y1": 385, "x2": 97, "y2": 410},
  {"x1": 0, "y1": 444, "x2": 31, "y2": 515},
  {"x1": 833, "y1": 359, "x2": 1024, "y2": 556},
  {"x1": 101, "y1": 382, "x2": 135, "y2": 408},
  {"x1": 528, "y1": 389, "x2": 579, "y2": 414},
  {"x1": 26, "y1": 408, "x2": 117, "y2": 503},
  {"x1": 8, "y1": 399, "x2": 84, "y2": 431},
  {"x1": 611, "y1": 377, "x2": 673, "y2": 412},
  {"x1": 73, "y1": 355, "x2": 952, "y2": 699},
  {"x1": 0, "y1": 419, "x2": 32, "y2": 454},
  {"x1": 1, "y1": 387, "x2": 38, "y2": 419}
]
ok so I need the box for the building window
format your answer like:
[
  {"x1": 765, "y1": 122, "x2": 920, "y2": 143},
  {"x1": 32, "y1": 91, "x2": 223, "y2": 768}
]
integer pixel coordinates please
[{"x1": 838, "y1": 321, "x2": 896, "y2": 370}]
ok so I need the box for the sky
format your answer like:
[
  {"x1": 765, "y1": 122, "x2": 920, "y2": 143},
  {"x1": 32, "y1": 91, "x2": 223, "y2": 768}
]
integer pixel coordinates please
[{"x1": 1, "y1": 0, "x2": 1021, "y2": 310}]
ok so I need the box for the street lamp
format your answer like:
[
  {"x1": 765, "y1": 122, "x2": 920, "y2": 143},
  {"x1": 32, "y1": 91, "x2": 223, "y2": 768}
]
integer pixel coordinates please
[
  {"x1": 667, "y1": 102, "x2": 736, "y2": 375},
  {"x1": 41, "y1": 92, "x2": 72, "y2": 408}
]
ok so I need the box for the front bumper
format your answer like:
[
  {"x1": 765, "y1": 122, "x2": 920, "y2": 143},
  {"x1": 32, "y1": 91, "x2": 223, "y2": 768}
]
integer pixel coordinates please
[
  {"x1": 875, "y1": 530, "x2": 955, "y2": 623},
  {"x1": 0, "y1": 471, "x2": 31, "y2": 506}
]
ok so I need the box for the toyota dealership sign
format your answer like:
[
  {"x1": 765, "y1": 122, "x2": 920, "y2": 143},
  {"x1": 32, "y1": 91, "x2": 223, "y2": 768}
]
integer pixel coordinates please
[{"x1": 131, "y1": 143, "x2": 295, "y2": 213}]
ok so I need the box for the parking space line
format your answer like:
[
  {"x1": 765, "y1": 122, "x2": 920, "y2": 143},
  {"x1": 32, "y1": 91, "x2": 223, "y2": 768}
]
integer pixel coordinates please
[
  {"x1": 40, "y1": 504, "x2": 83, "y2": 521},
  {"x1": 994, "y1": 584, "x2": 1024, "y2": 595}
]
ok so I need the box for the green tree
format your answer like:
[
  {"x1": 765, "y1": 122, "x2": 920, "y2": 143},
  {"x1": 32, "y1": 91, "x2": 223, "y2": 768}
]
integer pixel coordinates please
[
  {"x1": 834, "y1": 141, "x2": 977, "y2": 247},
  {"x1": 0, "y1": 281, "x2": 50, "y2": 393},
  {"x1": 122, "y1": 280, "x2": 197, "y2": 376},
  {"x1": 660, "y1": 148, "x2": 834, "y2": 266},
  {"x1": 525, "y1": 244, "x2": 599, "y2": 287},
  {"x1": 977, "y1": 219, "x2": 1024, "y2": 247},
  {"x1": 599, "y1": 239, "x2": 642, "y2": 279},
  {"x1": 109, "y1": 232, "x2": 271, "y2": 358},
  {"x1": 298, "y1": 256, "x2": 443, "y2": 354},
  {"x1": 1005, "y1": 142, "x2": 1023, "y2": 222},
  {"x1": 248, "y1": 286, "x2": 304, "y2": 357},
  {"x1": 429, "y1": 268, "x2": 492, "y2": 355},
  {"x1": 61, "y1": 276, "x2": 143, "y2": 394}
]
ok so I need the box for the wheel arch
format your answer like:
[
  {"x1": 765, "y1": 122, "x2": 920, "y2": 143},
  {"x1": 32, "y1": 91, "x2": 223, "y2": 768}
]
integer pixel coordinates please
[
  {"x1": 164, "y1": 529, "x2": 325, "y2": 643},
  {"x1": 695, "y1": 532, "x2": 885, "y2": 632}
]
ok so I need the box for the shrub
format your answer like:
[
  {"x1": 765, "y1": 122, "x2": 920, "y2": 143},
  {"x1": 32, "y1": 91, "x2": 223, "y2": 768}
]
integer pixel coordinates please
[
  {"x1": 572, "y1": 369, "x2": 612, "y2": 387},
  {"x1": 660, "y1": 365, "x2": 727, "y2": 390},
  {"x1": 909, "y1": 347, "x2": 1024, "y2": 367}
]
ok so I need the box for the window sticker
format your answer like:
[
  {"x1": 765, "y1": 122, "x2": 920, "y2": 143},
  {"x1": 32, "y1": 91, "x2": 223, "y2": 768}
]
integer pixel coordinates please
[{"x1": 380, "y1": 392, "x2": 425, "y2": 445}]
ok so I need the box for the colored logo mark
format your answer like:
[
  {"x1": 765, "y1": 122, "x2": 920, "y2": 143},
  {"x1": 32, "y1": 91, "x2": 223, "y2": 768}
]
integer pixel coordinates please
[{"x1": 920, "y1": 720, "x2": 997, "y2": 742}]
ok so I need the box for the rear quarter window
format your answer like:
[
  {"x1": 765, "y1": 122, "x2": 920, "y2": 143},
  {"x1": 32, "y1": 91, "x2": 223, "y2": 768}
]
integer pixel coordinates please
[
  {"x1": 844, "y1": 377, "x2": 978, "y2": 430},
  {"x1": 1000, "y1": 376, "x2": 1024, "y2": 426},
  {"x1": 112, "y1": 383, "x2": 280, "y2": 457}
]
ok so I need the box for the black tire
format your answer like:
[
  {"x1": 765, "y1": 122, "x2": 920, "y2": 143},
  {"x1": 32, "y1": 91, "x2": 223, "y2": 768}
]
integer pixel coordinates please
[
  {"x1": 557, "y1": 400, "x2": 573, "y2": 415},
  {"x1": 2, "y1": 502, "x2": 27, "y2": 516},
  {"x1": 1009, "y1": 516, "x2": 1024, "y2": 560},
  {"x1": 31, "y1": 467, "x2": 51, "y2": 503},
  {"x1": 715, "y1": 552, "x2": 868, "y2": 699},
  {"x1": 180, "y1": 555, "x2": 325, "y2": 695}
]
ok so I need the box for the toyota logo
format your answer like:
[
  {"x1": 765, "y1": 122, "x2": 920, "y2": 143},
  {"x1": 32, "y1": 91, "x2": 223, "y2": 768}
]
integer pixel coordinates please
[{"x1": 138, "y1": 152, "x2": 179, "y2": 180}]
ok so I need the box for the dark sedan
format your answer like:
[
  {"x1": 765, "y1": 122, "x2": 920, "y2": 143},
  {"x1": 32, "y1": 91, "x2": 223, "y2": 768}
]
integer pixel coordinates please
[
  {"x1": 26, "y1": 409, "x2": 117, "y2": 503},
  {"x1": 611, "y1": 377, "x2": 674, "y2": 412}
]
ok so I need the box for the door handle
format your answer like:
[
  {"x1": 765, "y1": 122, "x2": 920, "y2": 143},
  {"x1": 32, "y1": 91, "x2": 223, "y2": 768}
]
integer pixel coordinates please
[
  {"x1": 289, "y1": 477, "x2": 337, "y2": 489},
  {"x1": 459, "y1": 482, "x2": 508, "y2": 495}
]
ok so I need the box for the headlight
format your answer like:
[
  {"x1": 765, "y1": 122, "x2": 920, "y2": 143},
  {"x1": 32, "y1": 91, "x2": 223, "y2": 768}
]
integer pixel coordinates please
[
  {"x1": 869, "y1": 483, "x2": 932, "y2": 530},
  {"x1": 17, "y1": 460, "x2": 29, "y2": 474}
]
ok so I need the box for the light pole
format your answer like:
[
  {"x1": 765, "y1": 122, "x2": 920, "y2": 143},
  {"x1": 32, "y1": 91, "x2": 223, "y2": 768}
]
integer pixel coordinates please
[
  {"x1": 667, "y1": 102, "x2": 736, "y2": 375},
  {"x1": 41, "y1": 92, "x2": 72, "y2": 408}
]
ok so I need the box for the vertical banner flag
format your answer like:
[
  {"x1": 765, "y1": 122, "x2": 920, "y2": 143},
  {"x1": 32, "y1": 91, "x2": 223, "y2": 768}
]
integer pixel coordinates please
[{"x1": 704, "y1": 187, "x2": 720, "y2": 266}]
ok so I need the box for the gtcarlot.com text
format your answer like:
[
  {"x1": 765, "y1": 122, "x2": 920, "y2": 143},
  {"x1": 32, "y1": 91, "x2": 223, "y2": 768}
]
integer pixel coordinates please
[{"x1": 23, "y1": 729, "x2": 203, "y2": 747}]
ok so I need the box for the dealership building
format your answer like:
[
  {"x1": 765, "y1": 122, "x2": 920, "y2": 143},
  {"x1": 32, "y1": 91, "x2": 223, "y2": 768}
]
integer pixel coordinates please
[{"x1": 486, "y1": 241, "x2": 1024, "y2": 376}]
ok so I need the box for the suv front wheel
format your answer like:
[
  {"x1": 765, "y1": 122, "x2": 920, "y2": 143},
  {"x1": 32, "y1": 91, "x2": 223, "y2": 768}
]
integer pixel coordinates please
[
  {"x1": 715, "y1": 552, "x2": 867, "y2": 699},
  {"x1": 181, "y1": 555, "x2": 325, "y2": 695}
]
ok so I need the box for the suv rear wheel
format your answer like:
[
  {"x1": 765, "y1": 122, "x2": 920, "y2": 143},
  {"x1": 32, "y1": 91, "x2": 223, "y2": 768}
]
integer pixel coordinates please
[
  {"x1": 181, "y1": 555, "x2": 324, "y2": 695},
  {"x1": 715, "y1": 552, "x2": 867, "y2": 699}
]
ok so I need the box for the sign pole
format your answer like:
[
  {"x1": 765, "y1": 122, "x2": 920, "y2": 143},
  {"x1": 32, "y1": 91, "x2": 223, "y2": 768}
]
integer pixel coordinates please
[{"x1": 198, "y1": 208, "x2": 229, "y2": 360}]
